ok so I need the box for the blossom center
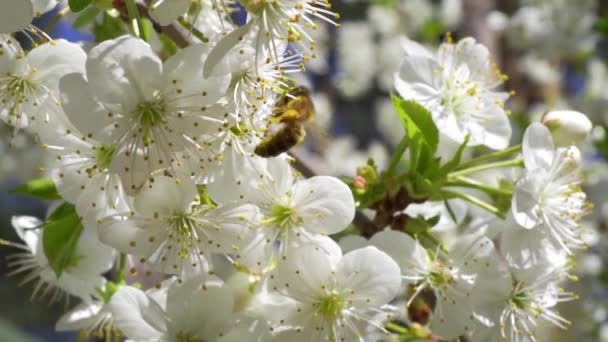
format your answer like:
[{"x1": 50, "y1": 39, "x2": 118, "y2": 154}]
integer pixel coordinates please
[
  {"x1": 133, "y1": 97, "x2": 167, "y2": 145},
  {"x1": 316, "y1": 291, "x2": 346, "y2": 321},
  {"x1": 269, "y1": 204, "x2": 301, "y2": 229},
  {"x1": 428, "y1": 262, "x2": 454, "y2": 288},
  {"x1": 0, "y1": 74, "x2": 38, "y2": 118},
  {"x1": 167, "y1": 211, "x2": 199, "y2": 259}
]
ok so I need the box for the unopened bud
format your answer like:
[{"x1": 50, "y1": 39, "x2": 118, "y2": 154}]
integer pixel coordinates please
[
  {"x1": 353, "y1": 175, "x2": 366, "y2": 189},
  {"x1": 542, "y1": 110, "x2": 592, "y2": 147},
  {"x1": 356, "y1": 164, "x2": 377, "y2": 184}
]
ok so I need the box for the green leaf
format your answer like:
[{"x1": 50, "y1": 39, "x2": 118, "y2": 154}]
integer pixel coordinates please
[
  {"x1": 439, "y1": 134, "x2": 470, "y2": 175},
  {"x1": 10, "y1": 178, "x2": 61, "y2": 200},
  {"x1": 69, "y1": 0, "x2": 92, "y2": 12},
  {"x1": 404, "y1": 214, "x2": 440, "y2": 234},
  {"x1": 391, "y1": 95, "x2": 438, "y2": 152},
  {"x1": 93, "y1": 12, "x2": 126, "y2": 42},
  {"x1": 72, "y1": 6, "x2": 99, "y2": 29},
  {"x1": 139, "y1": 19, "x2": 152, "y2": 42},
  {"x1": 42, "y1": 203, "x2": 84, "y2": 277}
]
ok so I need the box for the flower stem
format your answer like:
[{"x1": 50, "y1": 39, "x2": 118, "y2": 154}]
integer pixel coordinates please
[
  {"x1": 445, "y1": 176, "x2": 512, "y2": 197},
  {"x1": 455, "y1": 144, "x2": 521, "y2": 170},
  {"x1": 385, "y1": 322, "x2": 409, "y2": 335},
  {"x1": 117, "y1": 253, "x2": 127, "y2": 284},
  {"x1": 387, "y1": 135, "x2": 408, "y2": 174},
  {"x1": 448, "y1": 158, "x2": 524, "y2": 178},
  {"x1": 125, "y1": 0, "x2": 147, "y2": 40},
  {"x1": 178, "y1": 17, "x2": 209, "y2": 43},
  {"x1": 440, "y1": 189, "x2": 506, "y2": 219}
]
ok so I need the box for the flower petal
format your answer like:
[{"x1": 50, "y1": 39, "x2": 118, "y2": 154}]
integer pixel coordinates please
[
  {"x1": 336, "y1": 246, "x2": 401, "y2": 309},
  {"x1": 370, "y1": 229, "x2": 429, "y2": 283},
  {"x1": 28, "y1": 40, "x2": 86, "y2": 91},
  {"x1": 86, "y1": 36, "x2": 162, "y2": 110},
  {"x1": 134, "y1": 175, "x2": 198, "y2": 217},
  {"x1": 522, "y1": 122, "x2": 554, "y2": 171},
  {"x1": 149, "y1": 0, "x2": 191, "y2": 26},
  {"x1": 291, "y1": 176, "x2": 355, "y2": 235},
  {"x1": 511, "y1": 170, "x2": 546, "y2": 229},
  {"x1": 272, "y1": 243, "x2": 336, "y2": 302},
  {"x1": 109, "y1": 286, "x2": 167, "y2": 340},
  {"x1": 59, "y1": 72, "x2": 113, "y2": 139}
]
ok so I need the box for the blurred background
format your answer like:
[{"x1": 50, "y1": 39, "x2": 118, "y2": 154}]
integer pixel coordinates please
[{"x1": 2, "y1": 0, "x2": 608, "y2": 340}]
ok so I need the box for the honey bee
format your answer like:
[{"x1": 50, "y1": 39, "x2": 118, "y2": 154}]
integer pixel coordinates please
[{"x1": 254, "y1": 86, "x2": 315, "y2": 157}]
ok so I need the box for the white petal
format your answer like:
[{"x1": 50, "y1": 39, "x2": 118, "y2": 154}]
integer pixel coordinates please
[
  {"x1": 109, "y1": 286, "x2": 167, "y2": 340},
  {"x1": 511, "y1": 171, "x2": 546, "y2": 229},
  {"x1": 11, "y1": 215, "x2": 42, "y2": 250},
  {"x1": 204, "y1": 21, "x2": 254, "y2": 78},
  {"x1": 400, "y1": 37, "x2": 435, "y2": 59},
  {"x1": 167, "y1": 279, "x2": 234, "y2": 339},
  {"x1": 522, "y1": 122, "x2": 554, "y2": 171},
  {"x1": 58, "y1": 73, "x2": 113, "y2": 139},
  {"x1": 200, "y1": 203, "x2": 261, "y2": 253},
  {"x1": 336, "y1": 246, "x2": 401, "y2": 308},
  {"x1": 28, "y1": 40, "x2": 86, "y2": 91},
  {"x1": 86, "y1": 36, "x2": 162, "y2": 110},
  {"x1": 55, "y1": 301, "x2": 103, "y2": 331},
  {"x1": 500, "y1": 224, "x2": 555, "y2": 269},
  {"x1": 71, "y1": 228, "x2": 116, "y2": 276},
  {"x1": 273, "y1": 244, "x2": 335, "y2": 302},
  {"x1": 97, "y1": 218, "x2": 162, "y2": 257},
  {"x1": 395, "y1": 55, "x2": 442, "y2": 98},
  {"x1": 291, "y1": 176, "x2": 355, "y2": 235},
  {"x1": 134, "y1": 175, "x2": 198, "y2": 217},
  {"x1": 0, "y1": 0, "x2": 33, "y2": 33},
  {"x1": 149, "y1": 0, "x2": 191, "y2": 26},
  {"x1": 475, "y1": 104, "x2": 511, "y2": 149},
  {"x1": 370, "y1": 229, "x2": 429, "y2": 281},
  {"x1": 162, "y1": 43, "x2": 230, "y2": 107}
]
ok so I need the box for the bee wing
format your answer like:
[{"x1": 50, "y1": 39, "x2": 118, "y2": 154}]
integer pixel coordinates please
[{"x1": 304, "y1": 121, "x2": 332, "y2": 149}]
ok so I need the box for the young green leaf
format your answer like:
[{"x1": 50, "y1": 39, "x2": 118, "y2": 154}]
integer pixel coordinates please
[
  {"x1": 42, "y1": 203, "x2": 84, "y2": 277},
  {"x1": 10, "y1": 178, "x2": 61, "y2": 200},
  {"x1": 439, "y1": 134, "x2": 470, "y2": 175},
  {"x1": 72, "y1": 6, "x2": 99, "y2": 29},
  {"x1": 69, "y1": 0, "x2": 92, "y2": 12},
  {"x1": 391, "y1": 95, "x2": 438, "y2": 153}
]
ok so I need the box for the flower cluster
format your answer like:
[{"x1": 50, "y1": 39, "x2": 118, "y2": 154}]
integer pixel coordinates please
[{"x1": 0, "y1": 1, "x2": 601, "y2": 341}]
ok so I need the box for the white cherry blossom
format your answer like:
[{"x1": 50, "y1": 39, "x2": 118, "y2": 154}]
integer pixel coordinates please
[
  {"x1": 208, "y1": 156, "x2": 355, "y2": 265},
  {"x1": 0, "y1": 39, "x2": 85, "y2": 132},
  {"x1": 512, "y1": 122, "x2": 591, "y2": 252},
  {"x1": 264, "y1": 241, "x2": 401, "y2": 341},
  {"x1": 98, "y1": 175, "x2": 261, "y2": 278},
  {"x1": 371, "y1": 229, "x2": 504, "y2": 339},
  {"x1": 58, "y1": 36, "x2": 231, "y2": 193},
  {"x1": 474, "y1": 265, "x2": 576, "y2": 342},
  {"x1": 395, "y1": 36, "x2": 511, "y2": 149}
]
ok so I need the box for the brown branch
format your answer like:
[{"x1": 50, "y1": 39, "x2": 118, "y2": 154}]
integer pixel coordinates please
[{"x1": 115, "y1": 0, "x2": 193, "y2": 48}]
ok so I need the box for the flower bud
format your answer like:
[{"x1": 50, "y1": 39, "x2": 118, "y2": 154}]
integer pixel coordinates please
[{"x1": 541, "y1": 110, "x2": 592, "y2": 147}]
